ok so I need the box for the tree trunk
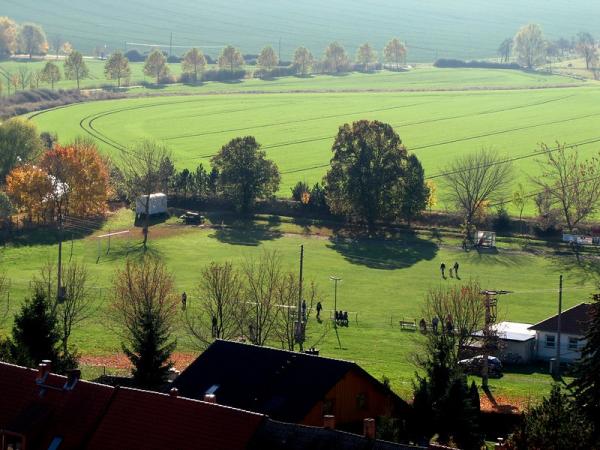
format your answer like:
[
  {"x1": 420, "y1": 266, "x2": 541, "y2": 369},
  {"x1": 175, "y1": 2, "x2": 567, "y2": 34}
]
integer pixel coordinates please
[{"x1": 143, "y1": 195, "x2": 150, "y2": 251}]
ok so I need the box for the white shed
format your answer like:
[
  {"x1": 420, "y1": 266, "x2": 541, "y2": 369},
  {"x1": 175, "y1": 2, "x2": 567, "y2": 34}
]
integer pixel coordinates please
[
  {"x1": 136, "y1": 193, "x2": 168, "y2": 216},
  {"x1": 473, "y1": 321, "x2": 536, "y2": 364}
]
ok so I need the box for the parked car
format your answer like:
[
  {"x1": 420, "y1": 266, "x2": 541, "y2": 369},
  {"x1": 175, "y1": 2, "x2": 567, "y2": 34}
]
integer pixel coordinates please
[
  {"x1": 180, "y1": 211, "x2": 205, "y2": 225},
  {"x1": 458, "y1": 355, "x2": 503, "y2": 378}
]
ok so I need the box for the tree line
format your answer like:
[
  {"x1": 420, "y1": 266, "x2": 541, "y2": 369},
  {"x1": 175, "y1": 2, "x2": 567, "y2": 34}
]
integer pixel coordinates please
[{"x1": 497, "y1": 24, "x2": 598, "y2": 75}]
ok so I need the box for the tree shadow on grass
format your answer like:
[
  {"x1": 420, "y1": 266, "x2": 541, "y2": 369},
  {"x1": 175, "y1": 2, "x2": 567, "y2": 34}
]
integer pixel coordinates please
[
  {"x1": 328, "y1": 230, "x2": 438, "y2": 270},
  {"x1": 549, "y1": 248, "x2": 600, "y2": 284},
  {"x1": 209, "y1": 217, "x2": 283, "y2": 246},
  {"x1": 99, "y1": 240, "x2": 164, "y2": 263}
]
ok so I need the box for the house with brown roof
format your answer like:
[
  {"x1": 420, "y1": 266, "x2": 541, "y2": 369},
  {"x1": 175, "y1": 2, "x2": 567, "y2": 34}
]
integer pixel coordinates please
[
  {"x1": 171, "y1": 340, "x2": 409, "y2": 431},
  {"x1": 0, "y1": 361, "x2": 424, "y2": 450},
  {"x1": 528, "y1": 303, "x2": 592, "y2": 362}
]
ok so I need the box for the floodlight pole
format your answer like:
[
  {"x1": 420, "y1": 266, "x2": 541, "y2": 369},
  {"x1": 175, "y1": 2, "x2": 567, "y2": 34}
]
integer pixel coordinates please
[
  {"x1": 556, "y1": 275, "x2": 563, "y2": 376},
  {"x1": 296, "y1": 244, "x2": 304, "y2": 351},
  {"x1": 330, "y1": 276, "x2": 342, "y2": 349},
  {"x1": 57, "y1": 210, "x2": 63, "y2": 302}
]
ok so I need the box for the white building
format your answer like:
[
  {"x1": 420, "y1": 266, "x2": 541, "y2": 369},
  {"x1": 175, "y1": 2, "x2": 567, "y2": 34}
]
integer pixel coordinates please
[
  {"x1": 473, "y1": 322, "x2": 536, "y2": 364},
  {"x1": 528, "y1": 303, "x2": 592, "y2": 363},
  {"x1": 135, "y1": 193, "x2": 168, "y2": 216}
]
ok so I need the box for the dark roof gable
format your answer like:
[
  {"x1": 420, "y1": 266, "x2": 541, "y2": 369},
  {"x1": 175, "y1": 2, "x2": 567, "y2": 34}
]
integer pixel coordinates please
[
  {"x1": 173, "y1": 340, "x2": 405, "y2": 423},
  {"x1": 529, "y1": 303, "x2": 592, "y2": 335}
]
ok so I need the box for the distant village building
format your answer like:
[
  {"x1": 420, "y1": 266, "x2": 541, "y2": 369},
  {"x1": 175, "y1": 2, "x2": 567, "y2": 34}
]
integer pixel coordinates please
[
  {"x1": 528, "y1": 303, "x2": 592, "y2": 363},
  {"x1": 172, "y1": 340, "x2": 410, "y2": 430}
]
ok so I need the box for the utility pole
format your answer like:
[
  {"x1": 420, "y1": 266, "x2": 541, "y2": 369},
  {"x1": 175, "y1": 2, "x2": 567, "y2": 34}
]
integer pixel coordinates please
[
  {"x1": 295, "y1": 244, "x2": 305, "y2": 351},
  {"x1": 556, "y1": 275, "x2": 563, "y2": 376},
  {"x1": 56, "y1": 210, "x2": 64, "y2": 302},
  {"x1": 330, "y1": 275, "x2": 342, "y2": 349},
  {"x1": 169, "y1": 32, "x2": 173, "y2": 57},
  {"x1": 480, "y1": 290, "x2": 510, "y2": 388}
]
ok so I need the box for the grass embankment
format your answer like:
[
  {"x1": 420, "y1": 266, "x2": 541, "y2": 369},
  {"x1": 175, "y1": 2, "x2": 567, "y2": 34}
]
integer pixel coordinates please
[
  {"x1": 1, "y1": 209, "x2": 597, "y2": 403},
  {"x1": 27, "y1": 69, "x2": 600, "y2": 215}
]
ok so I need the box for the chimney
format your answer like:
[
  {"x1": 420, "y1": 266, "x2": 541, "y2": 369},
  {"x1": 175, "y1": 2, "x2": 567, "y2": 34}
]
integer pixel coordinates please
[
  {"x1": 204, "y1": 393, "x2": 217, "y2": 403},
  {"x1": 169, "y1": 387, "x2": 179, "y2": 398},
  {"x1": 36, "y1": 363, "x2": 50, "y2": 384},
  {"x1": 63, "y1": 369, "x2": 81, "y2": 390},
  {"x1": 323, "y1": 415, "x2": 335, "y2": 429},
  {"x1": 363, "y1": 418, "x2": 376, "y2": 439}
]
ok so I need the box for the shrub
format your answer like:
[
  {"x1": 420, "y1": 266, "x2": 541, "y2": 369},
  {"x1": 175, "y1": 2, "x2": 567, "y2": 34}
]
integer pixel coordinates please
[
  {"x1": 124, "y1": 49, "x2": 145, "y2": 62},
  {"x1": 201, "y1": 69, "x2": 246, "y2": 82},
  {"x1": 493, "y1": 206, "x2": 512, "y2": 233},
  {"x1": 291, "y1": 181, "x2": 310, "y2": 201}
]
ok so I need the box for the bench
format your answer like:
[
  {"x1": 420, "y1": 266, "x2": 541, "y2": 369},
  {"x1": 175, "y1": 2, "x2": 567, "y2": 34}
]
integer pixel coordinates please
[{"x1": 399, "y1": 319, "x2": 417, "y2": 331}]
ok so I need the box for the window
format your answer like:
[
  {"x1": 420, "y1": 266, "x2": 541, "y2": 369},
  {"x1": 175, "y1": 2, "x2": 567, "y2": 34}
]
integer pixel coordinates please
[
  {"x1": 356, "y1": 392, "x2": 368, "y2": 410},
  {"x1": 569, "y1": 337, "x2": 579, "y2": 351},
  {"x1": 545, "y1": 335, "x2": 556, "y2": 348}
]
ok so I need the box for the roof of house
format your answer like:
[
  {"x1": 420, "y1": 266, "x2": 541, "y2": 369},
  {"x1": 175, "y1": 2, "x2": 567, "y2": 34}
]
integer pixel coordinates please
[
  {"x1": 172, "y1": 340, "x2": 407, "y2": 423},
  {"x1": 247, "y1": 419, "x2": 424, "y2": 450},
  {"x1": 473, "y1": 322, "x2": 535, "y2": 342},
  {"x1": 529, "y1": 303, "x2": 592, "y2": 335},
  {"x1": 87, "y1": 387, "x2": 264, "y2": 450},
  {"x1": 0, "y1": 361, "x2": 264, "y2": 450}
]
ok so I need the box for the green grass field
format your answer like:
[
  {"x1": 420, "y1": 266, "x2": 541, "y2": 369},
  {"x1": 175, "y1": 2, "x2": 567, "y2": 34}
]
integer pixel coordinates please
[
  {"x1": 5, "y1": 0, "x2": 600, "y2": 61},
  {"x1": 1, "y1": 209, "x2": 597, "y2": 401},
  {"x1": 27, "y1": 68, "x2": 600, "y2": 214}
]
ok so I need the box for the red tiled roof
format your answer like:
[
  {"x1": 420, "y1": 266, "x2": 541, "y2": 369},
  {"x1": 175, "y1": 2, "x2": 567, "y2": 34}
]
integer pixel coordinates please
[
  {"x1": 528, "y1": 303, "x2": 592, "y2": 335},
  {"x1": 87, "y1": 387, "x2": 265, "y2": 450},
  {"x1": 0, "y1": 362, "x2": 264, "y2": 450},
  {"x1": 0, "y1": 362, "x2": 114, "y2": 449}
]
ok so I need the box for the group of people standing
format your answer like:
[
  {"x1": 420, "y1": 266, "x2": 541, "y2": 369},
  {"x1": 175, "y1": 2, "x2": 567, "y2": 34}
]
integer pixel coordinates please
[
  {"x1": 440, "y1": 261, "x2": 460, "y2": 279},
  {"x1": 419, "y1": 314, "x2": 454, "y2": 334}
]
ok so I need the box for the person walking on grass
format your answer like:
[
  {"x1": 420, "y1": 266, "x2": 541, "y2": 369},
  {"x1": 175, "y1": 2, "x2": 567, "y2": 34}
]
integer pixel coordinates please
[
  {"x1": 453, "y1": 261, "x2": 460, "y2": 278},
  {"x1": 440, "y1": 263, "x2": 446, "y2": 278}
]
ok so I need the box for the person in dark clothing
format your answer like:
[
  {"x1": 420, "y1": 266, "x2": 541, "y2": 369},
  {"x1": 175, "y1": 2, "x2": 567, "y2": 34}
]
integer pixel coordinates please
[
  {"x1": 211, "y1": 315, "x2": 218, "y2": 337},
  {"x1": 440, "y1": 263, "x2": 446, "y2": 278},
  {"x1": 301, "y1": 299, "x2": 307, "y2": 321},
  {"x1": 453, "y1": 261, "x2": 460, "y2": 278},
  {"x1": 432, "y1": 316, "x2": 439, "y2": 334},
  {"x1": 181, "y1": 292, "x2": 187, "y2": 310},
  {"x1": 342, "y1": 311, "x2": 349, "y2": 326},
  {"x1": 316, "y1": 301, "x2": 323, "y2": 320},
  {"x1": 419, "y1": 318, "x2": 427, "y2": 333}
]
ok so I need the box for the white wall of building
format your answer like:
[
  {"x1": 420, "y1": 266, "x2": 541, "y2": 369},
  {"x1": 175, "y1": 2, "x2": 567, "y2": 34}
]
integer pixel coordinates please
[{"x1": 534, "y1": 332, "x2": 586, "y2": 362}]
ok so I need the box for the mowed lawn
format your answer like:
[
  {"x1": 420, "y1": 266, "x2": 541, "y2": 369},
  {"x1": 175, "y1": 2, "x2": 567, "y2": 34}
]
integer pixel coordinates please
[
  {"x1": 1, "y1": 209, "x2": 597, "y2": 400},
  {"x1": 29, "y1": 73, "x2": 600, "y2": 215}
]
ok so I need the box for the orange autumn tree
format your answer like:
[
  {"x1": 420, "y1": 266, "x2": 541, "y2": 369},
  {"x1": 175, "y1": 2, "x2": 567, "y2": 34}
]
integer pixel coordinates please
[
  {"x1": 40, "y1": 140, "x2": 111, "y2": 217},
  {"x1": 6, "y1": 164, "x2": 53, "y2": 222},
  {"x1": 6, "y1": 140, "x2": 111, "y2": 222}
]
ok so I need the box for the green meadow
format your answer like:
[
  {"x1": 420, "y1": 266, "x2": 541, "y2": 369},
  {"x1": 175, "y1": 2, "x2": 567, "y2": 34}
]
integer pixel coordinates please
[
  {"x1": 1, "y1": 210, "x2": 597, "y2": 400},
  {"x1": 27, "y1": 68, "x2": 600, "y2": 214}
]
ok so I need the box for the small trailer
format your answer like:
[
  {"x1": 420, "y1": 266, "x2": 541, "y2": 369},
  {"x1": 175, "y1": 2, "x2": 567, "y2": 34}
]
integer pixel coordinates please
[
  {"x1": 135, "y1": 193, "x2": 167, "y2": 216},
  {"x1": 475, "y1": 231, "x2": 496, "y2": 248},
  {"x1": 180, "y1": 211, "x2": 205, "y2": 225}
]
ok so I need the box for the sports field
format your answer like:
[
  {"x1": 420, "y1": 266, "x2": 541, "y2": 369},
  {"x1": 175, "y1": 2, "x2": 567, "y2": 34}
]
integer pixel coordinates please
[
  {"x1": 28, "y1": 68, "x2": 600, "y2": 214},
  {"x1": 1, "y1": 209, "x2": 597, "y2": 402}
]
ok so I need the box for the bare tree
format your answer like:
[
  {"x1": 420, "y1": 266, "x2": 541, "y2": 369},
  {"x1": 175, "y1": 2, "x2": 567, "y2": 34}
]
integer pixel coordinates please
[
  {"x1": 112, "y1": 257, "x2": 178, "y2": 389},
  {"x1": 121, "y1": 140, "x2": 172, "y2": 251},
  {"x1": 185, "y1": 261, "x2": 245, "y2": 348},
  {"x1": 532, "y1": 143, "x2": 600, "y2": 232},
  {"x1": 443, "y1": 149, "x2": 513, "y2": 243},
  {"x1": 421, "y1": 281, "x2": 486, "y2": 360},
  {"x1": 51, "y1": 34, "x2": 62, "y2": 60},
  {"x1": 33, "y1": 260, "x2": 94, "y2": 355},
  {"x1": 242, "y1": 250, "x2": 283, "y2": 346},
  {"x1": 576, "y1": 32, "x2": 597, "y2": 70},
  {"x1": 513, "y1": 24, "x2": 547, "y2": 69},
  {"x1": 497, "y1": 38, "x2": 513, "y2": 63},
  {"x1": 17, "y1": 66, "x2": 30, "y2": 90}
]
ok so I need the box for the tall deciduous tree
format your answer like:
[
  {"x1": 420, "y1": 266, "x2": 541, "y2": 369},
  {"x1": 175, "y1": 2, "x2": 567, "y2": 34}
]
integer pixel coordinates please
[
  {"x1": 104, "y1": 51, "x2": 131, "y2": 87},
  {"x1": 443, "y1": 149, "x2": 513, "y2": 243},
  {"x1": 324, "y1": 41, "x2": 349, "y2": 73},
  {"x1": 513, "y1": 23, "x2": 547, "y2": 69},
  {"x1": 258, "y1": 45, "x2": 278, "y2": 71},
  {"x1": 182, "y1": 48, "x2": 206, "y2": 83},
  {"x1": 185, "y1": 261, "x2": 245, "y2": 348},
  {"x1": 577, "y1": 32, "x2": 597, "y2": 70},
  {"x1": 64, "y1": 50, "x2": 89, "y2": 90},
  {"x1": 400, "y1": 154, "x2": 430, "y2": 225},
  {"x1": 17, "y1": 23, "x2": 47, "y2": 59},
  {"x1": 384, "y1": 38, "x2": 407, "y2": 70},
  {"x1": 218, "y1": 45, "x2": 244, "y2": 72},
  {"x1": 121, "y1": 140, "x2": 171, "y2": 250},
  {"x1": 0, "y1": 17, "x2": 17, "y2": 58},
  {"x1": 0, "y1": 117, "x2": 42, "y2": 181},
  {"x1": 112, "y1": 257, "x2": 178, "y2": 389},
  {"x1": 324, "y1": 120, "x2": 426, "y2": 229},
  {"x1": 532, "y1": 143, "x2": 600, "y2": 232},
  {"x1": 143, "y1": 49, "x2": 168, "y2": 84},
  {"x1": 497, "y1": 37, "x2": 513, "y2": 63},
  {"x1": 211, "y1": 136, "x2": 280, "y2": 213},
  {"x1": 40, "y1": 61, "x2": 61, "y2": 89},
  {"x1": 356, "y1": 42, "x2": 377, "y2": 72},
  {"x1": 293, "y1": 46, "x2": 314, "y2": 75},
  {"x1": 6, "y1": 164, "x2": 52, "y2": 222}
]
